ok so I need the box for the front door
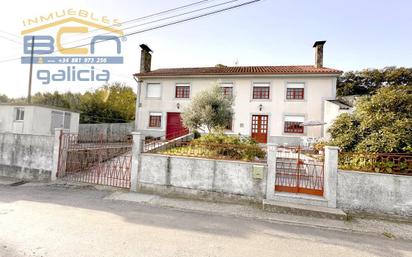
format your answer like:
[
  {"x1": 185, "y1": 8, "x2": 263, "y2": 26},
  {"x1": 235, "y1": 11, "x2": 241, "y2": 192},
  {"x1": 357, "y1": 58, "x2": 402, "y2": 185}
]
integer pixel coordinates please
[
  {"x1": 251, "y1": 115, "x2": 268, "y2": 143},
  {"x1": 166, "y1": 112, "x2": 189, "y2": 140}
]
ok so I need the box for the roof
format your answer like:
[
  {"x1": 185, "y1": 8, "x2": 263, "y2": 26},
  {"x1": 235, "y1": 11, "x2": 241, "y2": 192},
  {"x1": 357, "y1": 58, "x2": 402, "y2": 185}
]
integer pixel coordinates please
[
  {"x1": 0, "y1": 103, "x2": 80, "y2": 113},
  {"x1": 327, "y1": 100, "x2": 352, "y2": 110},
  {"x1": 135, "y1": 65, "x2": 342, "y2": 78}
]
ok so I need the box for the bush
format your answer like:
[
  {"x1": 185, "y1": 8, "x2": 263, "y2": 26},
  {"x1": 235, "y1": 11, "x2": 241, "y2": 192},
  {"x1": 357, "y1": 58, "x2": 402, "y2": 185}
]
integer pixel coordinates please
[
  {"x1": 162, "y1": 133, "x2": 266, "y2": 161},
  {"x1": 329, "y1": 85, "x2": 412, "y2": 153}
]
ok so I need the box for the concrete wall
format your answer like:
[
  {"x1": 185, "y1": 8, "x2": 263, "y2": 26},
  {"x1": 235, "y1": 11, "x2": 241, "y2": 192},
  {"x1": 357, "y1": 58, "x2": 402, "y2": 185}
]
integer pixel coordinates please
[
  {"x1": 78, "y1": 122, "x2": 134, "y2": 141},
  {"x1": 0, "y1": 105, "x2": 79, "y2": 136},
  {"x1": 138, "y1": 153, "x2": 267, "y2": 202},
  {"x1": 337, "y1": 170, "x2": 412, "y2": 217},
  {"x1": 136, "y1": 76, "x2": 338, "y2": 144},
  {"x1": 0, "y1": 132, "x2": 54, "y2": 181}
]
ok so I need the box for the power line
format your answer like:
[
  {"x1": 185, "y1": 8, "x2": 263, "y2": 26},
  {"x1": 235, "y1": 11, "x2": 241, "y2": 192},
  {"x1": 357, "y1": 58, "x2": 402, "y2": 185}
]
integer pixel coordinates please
[
  {"x1": 84, "y1": 0, "x2": 215, "y2": 34},
  {"x1": 0, "y1": 0, "x2": 260, "y2": 64},
  {"x1": 41, "y1": 0, "x2": 261, "y2": 55},
  {"x1": 0, "y1": 0, "x2": 216, "y2": 62},
  {"x1": 63, "y1": 0, "x2": 239, "y2": 47}
]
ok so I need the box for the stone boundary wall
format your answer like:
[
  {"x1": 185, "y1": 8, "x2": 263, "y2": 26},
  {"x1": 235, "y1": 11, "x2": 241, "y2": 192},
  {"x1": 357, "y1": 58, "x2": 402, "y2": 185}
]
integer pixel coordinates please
[
  {"x1": 337, "y1": 170, "x2": 412, "y2": 217},
  {"x1": 0, "y1": 132, "x2": 54, "y2": 181}
]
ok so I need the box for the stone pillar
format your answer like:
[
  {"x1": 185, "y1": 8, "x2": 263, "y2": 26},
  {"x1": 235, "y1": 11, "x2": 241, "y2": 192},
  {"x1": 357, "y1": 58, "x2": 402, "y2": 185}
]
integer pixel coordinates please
[
  {"x1": 265, "y1": 143, "x2": 277, "y2": 200},
  {"x1": 130, "y1": 132, "x2": 143, "y2": 192},
  {"x1": 324, "y1": 146, "x2": 339, "y2": 208}
]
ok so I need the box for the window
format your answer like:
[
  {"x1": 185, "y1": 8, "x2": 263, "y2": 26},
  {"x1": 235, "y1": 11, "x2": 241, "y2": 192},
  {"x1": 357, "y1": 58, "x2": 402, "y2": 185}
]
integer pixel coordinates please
[
  {"x1": 14, "y1": 107, "x2": 24, "y2": 121},
  {"x1": 252, "y1": 84, "x2": 270, "y2": 99},
  {"x1": 284, "y1": 116, "x2": 304, "y2": 134},
  {"x1": 175, "y1": 84, "x2": 190, "y2": 98},
  {"x1": 220, "y1": 83, "x2": 233, "y2": 97},
  {"x1": 149, "y1": 113, "x2": 162, "y2": 128},
  {"x1": 286, "y1": 83, "x2": 304, "y2": 100},
  {"x1": 146, "y1": 83, "x2": 161, "y2": 98}
]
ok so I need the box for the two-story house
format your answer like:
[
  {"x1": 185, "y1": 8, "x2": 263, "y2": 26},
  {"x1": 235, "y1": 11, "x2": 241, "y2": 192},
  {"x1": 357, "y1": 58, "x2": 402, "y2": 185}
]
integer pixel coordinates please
[{"x1": 134, "y1": 41, "x2": 343, "y2": 145}]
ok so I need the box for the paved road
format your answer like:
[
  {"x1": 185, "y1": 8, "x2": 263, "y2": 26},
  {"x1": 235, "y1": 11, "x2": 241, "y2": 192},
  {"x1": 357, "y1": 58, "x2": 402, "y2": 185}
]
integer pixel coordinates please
[{"x1": 0, "y1": 183, "x2": 411, "y2": 257}]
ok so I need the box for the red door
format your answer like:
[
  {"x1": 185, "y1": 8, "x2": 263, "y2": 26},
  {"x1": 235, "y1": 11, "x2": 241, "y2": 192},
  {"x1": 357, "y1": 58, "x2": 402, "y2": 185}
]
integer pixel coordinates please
[
  {"x1": 166, "y1": 112, "x2": 189, "y2": 140},
  {"x1": 251, "y1": 115, "x2": 268, "y2": 143}
]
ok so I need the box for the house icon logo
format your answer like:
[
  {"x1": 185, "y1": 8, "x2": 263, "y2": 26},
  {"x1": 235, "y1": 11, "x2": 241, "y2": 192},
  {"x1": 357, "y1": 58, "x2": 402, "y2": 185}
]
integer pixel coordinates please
[{"x1": 20, "y1": 9, "x2": 125, "y2": 84}]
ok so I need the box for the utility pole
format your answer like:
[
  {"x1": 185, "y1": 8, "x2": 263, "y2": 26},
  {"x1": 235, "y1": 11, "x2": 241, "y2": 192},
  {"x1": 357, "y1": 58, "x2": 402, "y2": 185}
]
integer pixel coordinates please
[{"x1": 27, "y1": 36, "x2": 34, "y2": 104}]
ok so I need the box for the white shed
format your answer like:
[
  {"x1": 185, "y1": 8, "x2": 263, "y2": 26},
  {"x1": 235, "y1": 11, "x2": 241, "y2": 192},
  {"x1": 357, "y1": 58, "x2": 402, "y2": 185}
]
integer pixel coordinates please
[{"x1": 0, "y1": 104, "x2": 80, "y2": 136}]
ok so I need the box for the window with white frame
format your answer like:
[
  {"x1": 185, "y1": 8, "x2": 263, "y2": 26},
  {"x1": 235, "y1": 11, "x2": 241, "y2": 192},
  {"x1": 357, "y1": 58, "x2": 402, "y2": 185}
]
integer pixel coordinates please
[
  {"x1": 286, "y1": 83, "x2": 305, "y2": 100},
  {"x1": 284, "y1": 115, "x2": 304, "y2": 133},
  {"x1": 220, "y1": 83, "x2": 233, "y2": 98},
  {"x1": 252, "y1": 83, "x2": 270, "y2": 99},
  {"x1": 14, "y1": 107, "x2": 24, "y2": 121},
  {"x1": 146, "y1": 83, "x2": 162, "y2": 98},
  {"x1": 149, "y1": 112, "x2": 162, "y2": 128}
]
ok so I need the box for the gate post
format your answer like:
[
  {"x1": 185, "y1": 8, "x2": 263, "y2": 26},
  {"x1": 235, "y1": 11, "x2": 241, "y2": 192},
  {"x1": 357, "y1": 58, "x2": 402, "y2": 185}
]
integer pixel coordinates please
[
  {"x1": 324, "y1": 146, "x2": 339, "y2": 208},
  {"x1": 130, "y1": 132, "x2": 143, "y2": 192},
  {"x1": 265, "y1": 143, "x2": 277, "y2": 200},
  {"x1": 51, "y1": 128, "x2": 63, "y2": 181}
]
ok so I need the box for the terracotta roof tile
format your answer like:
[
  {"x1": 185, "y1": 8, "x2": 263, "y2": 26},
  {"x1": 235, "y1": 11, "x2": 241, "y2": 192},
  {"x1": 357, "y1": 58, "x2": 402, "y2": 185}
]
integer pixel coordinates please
[{"x1": 135, "y1": 65, "x2": 342, "y2": 77}]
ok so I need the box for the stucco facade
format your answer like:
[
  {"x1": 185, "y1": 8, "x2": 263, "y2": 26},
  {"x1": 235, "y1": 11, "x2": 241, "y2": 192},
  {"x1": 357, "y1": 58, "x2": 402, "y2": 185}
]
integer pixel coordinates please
[
  {"x1": 135, "y1": 75, "x2": 338, "y2": 145},
  {"x1": 134, "y1": 42, "x2": 342, "y2": 145}
]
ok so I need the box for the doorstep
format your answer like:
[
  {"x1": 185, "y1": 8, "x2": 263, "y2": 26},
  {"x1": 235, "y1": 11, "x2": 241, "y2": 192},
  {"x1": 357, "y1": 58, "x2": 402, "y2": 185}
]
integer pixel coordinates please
[
  {"x1": 270, "y1": 192, "x2": 329, "y2": 207},
  {"x1": 262, "y1": 199, "x2": 347, "y2": 220}
]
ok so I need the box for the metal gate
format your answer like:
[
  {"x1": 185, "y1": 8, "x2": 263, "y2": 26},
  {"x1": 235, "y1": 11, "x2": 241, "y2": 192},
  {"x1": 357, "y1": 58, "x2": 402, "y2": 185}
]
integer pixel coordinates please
[
  {"x1": 275, "y1": 147, "x2": 324, "y2": 196},
  {"x1": 57, "y1": 131, "x2": 132, "y2": 188}
]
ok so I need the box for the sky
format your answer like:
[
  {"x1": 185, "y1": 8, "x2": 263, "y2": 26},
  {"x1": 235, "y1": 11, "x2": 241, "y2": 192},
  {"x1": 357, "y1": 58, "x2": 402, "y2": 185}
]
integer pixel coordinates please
[{"x1": 0, "y1": 0, "x2": 411, "y2": 98}]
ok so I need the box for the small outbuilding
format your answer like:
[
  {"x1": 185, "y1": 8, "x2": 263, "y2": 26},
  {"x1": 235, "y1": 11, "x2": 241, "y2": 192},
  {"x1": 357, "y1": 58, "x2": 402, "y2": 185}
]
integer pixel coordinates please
[{"x1": 0, "y1": 104, "x2": 80, "y2": 136}]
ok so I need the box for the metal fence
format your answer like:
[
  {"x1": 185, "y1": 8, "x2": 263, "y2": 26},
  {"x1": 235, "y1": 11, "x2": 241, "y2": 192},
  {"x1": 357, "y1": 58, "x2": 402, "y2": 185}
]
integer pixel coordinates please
[
  {"x1": 145, "y1": 140, "x2": 267, "y2": 163},
  {"x1": 338, "y1": 152, "x2": 412, "y2": 175}
]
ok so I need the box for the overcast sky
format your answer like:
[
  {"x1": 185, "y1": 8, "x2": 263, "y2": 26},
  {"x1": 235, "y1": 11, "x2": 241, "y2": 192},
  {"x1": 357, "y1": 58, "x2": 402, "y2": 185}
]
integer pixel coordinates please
[{"x1": 0, "y1": 0, "x2": 411, "y2": 98}]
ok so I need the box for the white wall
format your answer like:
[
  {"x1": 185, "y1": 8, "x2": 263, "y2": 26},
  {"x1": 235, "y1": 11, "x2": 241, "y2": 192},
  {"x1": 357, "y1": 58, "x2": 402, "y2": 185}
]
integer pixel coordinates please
[
  {"x1": 337, "y1": 170, "x2": 412, "y2": 217},
  {"x1": 0, "y1": 105, "x2": 79, "y2": 136},
  {"x1": 323, "y1": 101, "x2": 352, "y2": 139},
  {"x1": 136, "y1": 75, "x2": 337, "y2": 143}
]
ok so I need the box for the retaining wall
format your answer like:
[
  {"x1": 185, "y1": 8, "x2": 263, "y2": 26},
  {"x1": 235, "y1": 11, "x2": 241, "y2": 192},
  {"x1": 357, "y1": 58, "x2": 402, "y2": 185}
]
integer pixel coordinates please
[
  {"x1": 0, "y1": 132, "x2": 54, "y2": 181},
  {"x1": 337, "y1": 170, "x2": 412, "y2": 217}
]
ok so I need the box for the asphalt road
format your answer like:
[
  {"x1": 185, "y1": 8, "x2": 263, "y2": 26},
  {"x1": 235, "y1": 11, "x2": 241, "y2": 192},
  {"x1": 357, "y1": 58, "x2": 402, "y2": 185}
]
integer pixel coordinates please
[{"x1": 0, "y1": 183, "x2": 411, "y2": 257}]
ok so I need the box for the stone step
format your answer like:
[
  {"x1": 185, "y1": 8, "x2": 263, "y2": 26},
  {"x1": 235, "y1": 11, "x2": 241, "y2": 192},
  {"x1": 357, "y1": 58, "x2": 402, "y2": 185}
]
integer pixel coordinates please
[{"x1": 263, "y1": 199, "x2": 347, "y2": 220}]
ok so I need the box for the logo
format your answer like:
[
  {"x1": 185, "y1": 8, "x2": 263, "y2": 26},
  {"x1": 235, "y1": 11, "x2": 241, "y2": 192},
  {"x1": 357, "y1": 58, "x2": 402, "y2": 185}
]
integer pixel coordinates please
[{"x1": 21, "y1": 9, "x2": 125, "y2": 85}]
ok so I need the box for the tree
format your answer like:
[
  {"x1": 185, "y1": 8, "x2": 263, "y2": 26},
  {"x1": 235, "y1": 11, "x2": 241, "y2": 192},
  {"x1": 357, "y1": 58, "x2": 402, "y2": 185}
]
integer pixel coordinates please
[
  {"x1": 337, "y1": 67, "x2": 412, "y2": 96},
  {"x1": 181, "y1": 86, "x2": 233, "y2": 132},
  {"x1": 79, "y1": 82, "x2": 136, "y2": 123},
  {"x1": 0, "y1": 94, "x2": 9, "y2": 103},
  {"x1": 329, "y1": 85, "x2": 412, "y2": 153},
  {"x1": 3, "y1": 82, "x2": 136, "y2": 124}
]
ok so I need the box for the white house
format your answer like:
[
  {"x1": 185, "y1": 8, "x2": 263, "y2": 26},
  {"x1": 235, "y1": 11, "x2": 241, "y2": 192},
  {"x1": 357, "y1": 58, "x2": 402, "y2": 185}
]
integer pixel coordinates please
[
  {"x1": 0, "y1": 104, "x2": 79, "y2": 136},
  {"x1": 134, "y1": 41, "x2": 344, "y2": 145}
]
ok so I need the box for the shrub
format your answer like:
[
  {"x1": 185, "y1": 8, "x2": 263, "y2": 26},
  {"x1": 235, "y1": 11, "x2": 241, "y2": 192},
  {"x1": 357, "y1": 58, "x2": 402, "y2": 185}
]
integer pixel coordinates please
[{"x1": 329, "y1": 85, "x2": 412, "y2": 153}]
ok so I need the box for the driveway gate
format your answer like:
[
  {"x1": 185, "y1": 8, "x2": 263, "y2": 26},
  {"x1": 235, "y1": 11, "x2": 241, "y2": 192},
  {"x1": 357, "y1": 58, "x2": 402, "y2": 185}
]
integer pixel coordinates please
[
  {"x1": 57, "y1": 131, "x2": 132, "y2": 188},
  {"x1": 275, "y1": 147, "x2": 324, "y2": 196}
]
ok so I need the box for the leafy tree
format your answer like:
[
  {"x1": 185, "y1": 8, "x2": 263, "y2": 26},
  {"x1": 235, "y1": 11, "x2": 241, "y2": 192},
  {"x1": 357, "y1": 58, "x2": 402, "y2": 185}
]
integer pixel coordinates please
[
  {"x1": 329, "y1": 85, "x2": 412, "y2": 153},
  {"x1": 0, "y1": 94, "x2": 9, "y2": 103},
  {"x1": 181, "y1": 86, "x2": 233, "y2": 132},
  {"x1": 79, "y1": 82, "x2": 136, "y2": 123},
  {"x1": 337, "y1": 67, "x2": 412, "y2": 96},
  {"x1": 2, "y1": 82, "x2": 136, "y2": 124}
]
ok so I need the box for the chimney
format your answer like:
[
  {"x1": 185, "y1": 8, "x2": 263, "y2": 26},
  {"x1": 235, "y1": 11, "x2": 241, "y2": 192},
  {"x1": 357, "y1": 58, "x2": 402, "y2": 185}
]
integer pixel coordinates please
[
  {"x1": 313, "y1": 41, "x2": 326, "y2": 68},
  {"x1": 140, "y1": 44, "x2": 152, "y2": 73}
]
